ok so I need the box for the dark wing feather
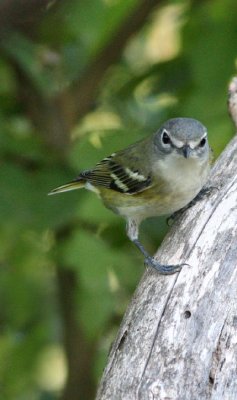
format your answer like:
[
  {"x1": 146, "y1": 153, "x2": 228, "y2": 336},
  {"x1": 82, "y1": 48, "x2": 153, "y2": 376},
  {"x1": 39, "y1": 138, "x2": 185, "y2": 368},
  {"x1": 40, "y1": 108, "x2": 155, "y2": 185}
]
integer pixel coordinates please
[{"x1": 80, "y1": 154, "x2": 152, "y2": 194}]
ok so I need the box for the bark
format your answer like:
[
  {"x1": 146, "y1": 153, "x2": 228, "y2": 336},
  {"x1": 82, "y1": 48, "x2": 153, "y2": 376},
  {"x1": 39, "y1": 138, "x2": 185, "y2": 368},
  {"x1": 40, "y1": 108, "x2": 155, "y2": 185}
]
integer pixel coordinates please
[{"x1": 96, "y1": 79, "x2": 237, "y2": 399}]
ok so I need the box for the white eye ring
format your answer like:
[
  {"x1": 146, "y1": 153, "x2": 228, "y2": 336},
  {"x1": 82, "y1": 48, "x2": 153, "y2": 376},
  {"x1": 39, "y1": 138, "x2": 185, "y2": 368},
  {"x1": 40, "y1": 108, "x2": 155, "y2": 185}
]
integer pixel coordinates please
[{"x1": 161, "y1": 129, "x2": 171, "y2": 145}]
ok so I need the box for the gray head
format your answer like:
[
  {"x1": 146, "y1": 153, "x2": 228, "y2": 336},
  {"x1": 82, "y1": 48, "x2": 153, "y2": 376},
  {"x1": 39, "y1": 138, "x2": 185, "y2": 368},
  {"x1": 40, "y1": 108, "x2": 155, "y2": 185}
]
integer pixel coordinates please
[{"x1": 153, "y1": 117, "x2": 209, "y2": 160}]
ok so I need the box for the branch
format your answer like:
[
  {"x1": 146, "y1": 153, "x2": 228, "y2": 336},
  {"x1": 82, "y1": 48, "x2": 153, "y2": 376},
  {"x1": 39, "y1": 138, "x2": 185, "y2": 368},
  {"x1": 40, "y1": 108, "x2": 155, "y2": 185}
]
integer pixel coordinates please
[
  {"x1": 228, "y1": 76, "x2": 237, "y2": 128},
  {"x1": 96, "y1": 80, "x2": 237, "y2": 399},
  {"x1": 56, "y1": 267, "x2": 96, "y2": 400}
]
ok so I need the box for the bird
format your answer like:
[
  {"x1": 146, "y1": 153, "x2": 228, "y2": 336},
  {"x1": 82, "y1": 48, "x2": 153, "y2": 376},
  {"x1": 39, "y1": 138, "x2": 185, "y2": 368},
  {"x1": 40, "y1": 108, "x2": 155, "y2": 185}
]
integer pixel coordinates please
[{"x1": 49, "y1": 117, "x2": 211, "y2": 274}]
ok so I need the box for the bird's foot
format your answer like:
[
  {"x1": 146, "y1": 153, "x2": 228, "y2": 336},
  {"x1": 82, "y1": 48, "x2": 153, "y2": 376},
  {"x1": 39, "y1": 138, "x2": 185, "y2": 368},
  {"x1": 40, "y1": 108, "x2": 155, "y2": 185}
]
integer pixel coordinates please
[
  {"x1": 193, "y1": 185, "x2": 218, "y2": 202},
  {"x1": 144, "y1": 256, "x2": 187, "y2": 275}
]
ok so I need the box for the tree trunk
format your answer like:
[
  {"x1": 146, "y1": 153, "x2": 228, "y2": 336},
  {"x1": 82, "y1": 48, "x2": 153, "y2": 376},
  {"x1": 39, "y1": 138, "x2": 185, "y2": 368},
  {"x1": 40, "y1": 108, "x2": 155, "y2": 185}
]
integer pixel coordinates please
[{"x1": 96, "y1": 81, "x2": 237, "y2": 399}]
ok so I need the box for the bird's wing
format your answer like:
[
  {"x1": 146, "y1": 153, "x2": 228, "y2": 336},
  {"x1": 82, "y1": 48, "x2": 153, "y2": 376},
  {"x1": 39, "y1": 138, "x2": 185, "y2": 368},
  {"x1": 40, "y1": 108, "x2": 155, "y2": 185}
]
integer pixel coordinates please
[{"x1": 80, "y1": 153, "x2": 152, "y2": 195}]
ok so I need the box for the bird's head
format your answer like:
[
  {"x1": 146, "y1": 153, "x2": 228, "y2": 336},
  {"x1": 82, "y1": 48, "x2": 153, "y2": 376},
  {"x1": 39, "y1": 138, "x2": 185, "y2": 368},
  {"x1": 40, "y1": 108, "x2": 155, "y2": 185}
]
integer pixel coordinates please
[{"x1": 154, "y1": 117, "x2": 209, "y2": 161}]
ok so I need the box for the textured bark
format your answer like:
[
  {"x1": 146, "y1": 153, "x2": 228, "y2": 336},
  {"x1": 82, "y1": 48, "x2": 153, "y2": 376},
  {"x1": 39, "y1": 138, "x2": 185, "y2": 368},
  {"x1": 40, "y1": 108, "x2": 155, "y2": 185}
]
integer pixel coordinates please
[{"x1": 96, "y1": 84, "x2": 237, "y2": 399}]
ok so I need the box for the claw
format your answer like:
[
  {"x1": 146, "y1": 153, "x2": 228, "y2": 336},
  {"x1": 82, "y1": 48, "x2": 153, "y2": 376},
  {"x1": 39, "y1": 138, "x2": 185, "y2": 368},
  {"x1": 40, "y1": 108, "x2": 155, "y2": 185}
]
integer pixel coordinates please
[
  {"x1": 144, "y1": 256, "x2": 187, "y2": 275},
  {"x1": 195, "y1": 186, "x2": 218, "y2": 201}
]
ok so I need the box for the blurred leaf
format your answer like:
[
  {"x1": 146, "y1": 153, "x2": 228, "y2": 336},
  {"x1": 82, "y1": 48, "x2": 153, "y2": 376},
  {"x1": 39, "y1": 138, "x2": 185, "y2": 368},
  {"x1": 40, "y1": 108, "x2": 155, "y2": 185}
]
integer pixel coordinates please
[
  {"x1": 61, "y1": 228, "x2": 140, "y2": 339},
  {"x1": 3, "y1": 33, "x2": 64, "y2": 95}
]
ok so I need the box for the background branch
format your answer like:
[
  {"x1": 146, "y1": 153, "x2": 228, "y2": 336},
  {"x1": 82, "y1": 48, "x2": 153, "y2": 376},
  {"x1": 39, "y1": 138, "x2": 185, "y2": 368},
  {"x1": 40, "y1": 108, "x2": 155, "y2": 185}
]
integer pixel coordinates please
[
  {"x1": 0, "y1": 0, "x2": 61, "y2": 37},
  {"x1": 72, "y1": 0, "x2": 164, "y2": 119},
  {"x1": 56, "y1": 267, "x2": 96, "y2": 400}
]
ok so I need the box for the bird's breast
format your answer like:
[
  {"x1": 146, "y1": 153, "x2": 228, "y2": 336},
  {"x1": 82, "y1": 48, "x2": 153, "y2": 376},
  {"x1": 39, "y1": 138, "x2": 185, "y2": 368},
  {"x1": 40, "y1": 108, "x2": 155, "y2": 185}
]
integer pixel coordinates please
[
  {"x1": 154, "y1": 156, "x2": 209, "y2": 195},
  {"x1": 152, "y1": 156, "x2": 210, "y2": 211}
]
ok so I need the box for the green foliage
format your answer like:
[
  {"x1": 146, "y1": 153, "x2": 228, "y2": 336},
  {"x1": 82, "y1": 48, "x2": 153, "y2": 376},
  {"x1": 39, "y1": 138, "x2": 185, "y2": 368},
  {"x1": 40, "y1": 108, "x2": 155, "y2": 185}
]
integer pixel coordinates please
[
  {"x1": 1, "y1": 0, "x2": 237, "y2": 399},
  {"x1": 62, "y1": 229, "x2": 137, "y2": 337}
]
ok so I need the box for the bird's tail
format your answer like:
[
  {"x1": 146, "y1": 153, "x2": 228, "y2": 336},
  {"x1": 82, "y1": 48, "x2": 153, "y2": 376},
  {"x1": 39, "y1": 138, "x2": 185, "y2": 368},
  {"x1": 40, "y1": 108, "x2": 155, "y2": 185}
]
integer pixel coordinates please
[{"x1": 48, "y1": 178, "x2": 85, "y2": 195}]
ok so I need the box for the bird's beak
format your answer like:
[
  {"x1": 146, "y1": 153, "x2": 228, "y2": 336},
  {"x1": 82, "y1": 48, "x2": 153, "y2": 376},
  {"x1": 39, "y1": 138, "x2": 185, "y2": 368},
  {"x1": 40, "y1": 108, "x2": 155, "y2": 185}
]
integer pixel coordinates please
[{"x1": 182, "y1": 144, "x2": 191, "y2": 159}]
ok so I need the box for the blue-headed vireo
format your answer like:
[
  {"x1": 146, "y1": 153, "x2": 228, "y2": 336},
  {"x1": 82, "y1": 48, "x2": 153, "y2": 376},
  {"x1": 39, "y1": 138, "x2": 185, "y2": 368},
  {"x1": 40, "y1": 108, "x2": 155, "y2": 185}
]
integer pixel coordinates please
[{"x1": 49, "y1": 118, "x2": 211, "y2": 274}]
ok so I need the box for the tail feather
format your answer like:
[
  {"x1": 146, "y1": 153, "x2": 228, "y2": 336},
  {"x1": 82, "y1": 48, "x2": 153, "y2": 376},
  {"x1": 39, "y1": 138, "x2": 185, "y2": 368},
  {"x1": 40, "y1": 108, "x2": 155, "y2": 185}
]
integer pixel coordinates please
[{"x1": 48, "y1": 179, "x2": 85, "y2": 195}]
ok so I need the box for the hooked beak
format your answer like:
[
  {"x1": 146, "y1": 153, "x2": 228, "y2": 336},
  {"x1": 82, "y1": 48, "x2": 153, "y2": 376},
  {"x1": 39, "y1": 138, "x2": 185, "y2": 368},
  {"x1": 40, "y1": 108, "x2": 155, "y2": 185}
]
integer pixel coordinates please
[{"x1": 182, "y1": 144, "x2": 191, "y2": 159}]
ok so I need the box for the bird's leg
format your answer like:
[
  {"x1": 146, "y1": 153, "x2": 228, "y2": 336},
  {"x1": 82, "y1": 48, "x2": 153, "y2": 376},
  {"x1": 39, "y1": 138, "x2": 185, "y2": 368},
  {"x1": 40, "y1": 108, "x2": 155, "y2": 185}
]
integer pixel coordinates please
[{"x1": 126, "y1": 218, "x2": 184, "y2": 275}]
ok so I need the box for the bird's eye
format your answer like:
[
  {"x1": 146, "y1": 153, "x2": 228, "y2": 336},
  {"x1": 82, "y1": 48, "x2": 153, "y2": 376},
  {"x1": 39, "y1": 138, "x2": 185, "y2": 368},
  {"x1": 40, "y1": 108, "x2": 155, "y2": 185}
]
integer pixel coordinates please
[
  {"x1": 161, "y1": 130, "x2": 171, "y2": 145},
  {"x1": 199, "y1": 137, "x2": 206, "y2": 147}
]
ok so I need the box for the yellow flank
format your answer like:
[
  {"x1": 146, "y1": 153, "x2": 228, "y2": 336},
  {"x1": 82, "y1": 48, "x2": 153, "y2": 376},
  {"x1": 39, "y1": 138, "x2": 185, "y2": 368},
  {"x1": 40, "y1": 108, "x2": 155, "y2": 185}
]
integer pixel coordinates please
[{"x1": 98, "y1": 184, "x2": 183, "y2": 219}]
